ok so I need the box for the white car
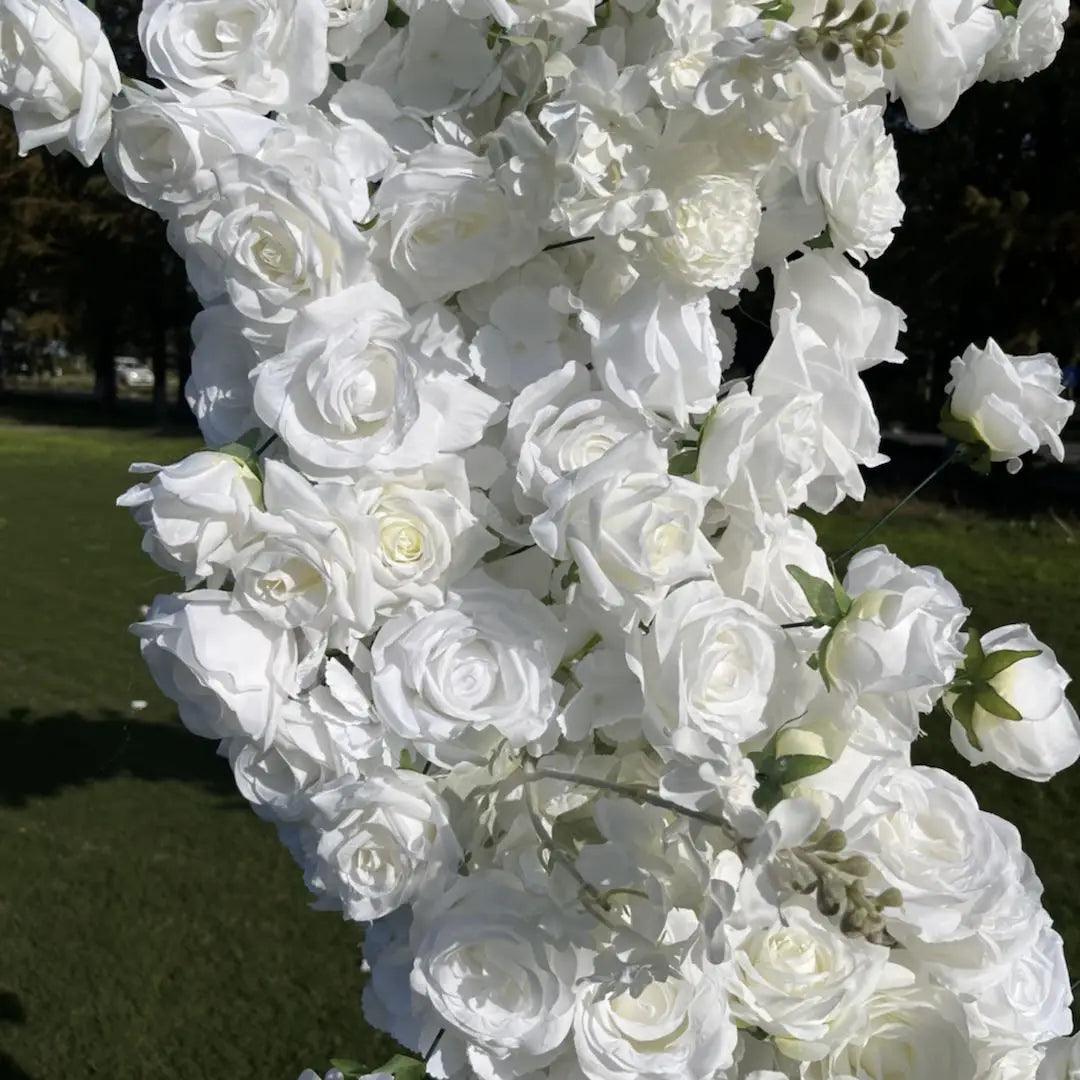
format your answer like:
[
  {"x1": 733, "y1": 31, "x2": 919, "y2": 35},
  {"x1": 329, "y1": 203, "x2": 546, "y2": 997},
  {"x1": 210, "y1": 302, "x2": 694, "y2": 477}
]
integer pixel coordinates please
[{"x1": 116, "y1": 357, "x2": 154, "y2": 388}]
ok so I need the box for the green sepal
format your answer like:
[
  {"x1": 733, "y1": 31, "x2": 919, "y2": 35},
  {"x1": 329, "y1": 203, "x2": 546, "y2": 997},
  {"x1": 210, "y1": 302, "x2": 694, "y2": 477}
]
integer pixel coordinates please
[
  {"x1": 963, "y1": 628, "x2": 985, "y2": 669},
  {"x1": 772, "y1": 754, "x2": 833, "y2": 786},
  {"x1": 977, "y1": 648, "x2": 1041, "y2": 681},
  {"x1": 668, "y1": 447, "x2": 699, "y2": 476},
  {"x1": 950, "y1": 692, "x2": 983, "y2": 751},
  {"x1": 786, "y1": 565, "x2": 848, "y2": 626},
  {"x1": 993, "y1": 0, "x2": 1019, "y2": 15},
  {"x1": 974, "y1": 684, "x2": 1023, "y2": 722}
]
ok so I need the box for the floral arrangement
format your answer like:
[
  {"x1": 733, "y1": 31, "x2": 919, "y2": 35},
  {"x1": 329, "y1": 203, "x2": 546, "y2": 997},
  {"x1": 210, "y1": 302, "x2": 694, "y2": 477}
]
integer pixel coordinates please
[{"x1": 2, "y1": 0, "x2": 1078, "y2": 1075}]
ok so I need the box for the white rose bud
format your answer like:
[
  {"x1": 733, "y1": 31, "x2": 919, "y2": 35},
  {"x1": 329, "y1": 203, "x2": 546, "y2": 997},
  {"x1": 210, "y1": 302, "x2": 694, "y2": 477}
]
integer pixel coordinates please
[
  {"x1": 948, "y1": 624, "x2": 1080, "y2": 782},
  {"x1": 945, "y1": 338, "x2": 1073, "y2": 472},
  {"x1": 132, "y1": 591, "x2": 298, "y2": 745},
  {"x1": 117, "y1": 449, "x2": 262, "y2": 581},
  {"x1": 0, "y1": 0, "x2": 120, "y2": 165}
]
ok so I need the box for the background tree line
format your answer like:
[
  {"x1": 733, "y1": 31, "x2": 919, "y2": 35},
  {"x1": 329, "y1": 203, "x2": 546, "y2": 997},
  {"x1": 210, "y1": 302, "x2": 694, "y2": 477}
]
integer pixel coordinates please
[{"x1": 0, "y1": 0, "x2": 1076, "y2": 430}]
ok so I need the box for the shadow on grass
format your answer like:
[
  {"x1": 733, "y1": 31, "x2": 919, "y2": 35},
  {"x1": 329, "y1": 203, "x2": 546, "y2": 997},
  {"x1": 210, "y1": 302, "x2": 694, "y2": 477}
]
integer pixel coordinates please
[
  {"x1": 0, "y1": 708, "x2": 236, "y2": 808},
  {"x1": 0, "y1": 991, "x2": 36, "y2": 1080},
  {"x1": 0, "y1": 389, "x2": 198, "y2": 434}
]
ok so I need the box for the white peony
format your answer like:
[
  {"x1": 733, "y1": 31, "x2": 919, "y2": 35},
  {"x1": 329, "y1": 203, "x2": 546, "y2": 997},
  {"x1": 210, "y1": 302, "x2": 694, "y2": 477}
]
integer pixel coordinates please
[
  {"x1": 117, "y1": 449, "x2": 262, "y2": 581},
  {"x1": 945, "y1": 338, "x2": 1073, "y2": 471},
  {"x1": 0, "y1": 0, "x2": 119, "y2": 165},
  {"x1": 139, "y1": 0, "x2": 329, "y2": 111},
  {"x1": 982, "y1": 0, "x2": 1069, "y2": 82},
  {"x1": 133, "y1": 590, "x2": 297, "y2": 744},
  {"x1": 948, "y1": 624, "x2": 1080, "y2": 782}
]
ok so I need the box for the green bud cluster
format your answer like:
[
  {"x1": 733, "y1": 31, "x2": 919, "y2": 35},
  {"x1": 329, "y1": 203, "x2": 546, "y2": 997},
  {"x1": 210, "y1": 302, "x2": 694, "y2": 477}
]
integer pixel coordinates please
[{"x1": 794, "y1": 0, "x2": 910, "y2": 69}]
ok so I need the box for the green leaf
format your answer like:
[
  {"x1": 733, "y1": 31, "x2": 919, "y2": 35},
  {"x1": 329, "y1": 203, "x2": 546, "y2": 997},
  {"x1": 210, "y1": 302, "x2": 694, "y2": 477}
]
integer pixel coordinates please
[
  {"x1": 772, "y1": 754, "x2": 833, "y2": 786},
  {"x1": 357, "y1": 214, "x2": 380, "y2": 232},
  {"x1": 807, "y1": 226, "x2": 832, "y2": 250},
  {"x1": 329, "y1": 1061, "x2": 368, "y2": 1079},
  {"x1": 786, "y1": 565, "x2": 845, "y2": 625},
  {"x1": 993, "y1": 0, "x2": 1019, "y2": 15},
  {"x1": 753, "y1": 775, "x2": 784, "y2": 813},
  {"x1": 950, "y1": 692, "x2": 983, "y2": 751},
  {"x1": 385, "y1": 0, "x2": 409, "y2": 26},
  {"x1": 330, "y1": 62, "x2": 348, "y2": 81},
  {"x1": 977, "y1": 648, "x2": 1042, "y2": 681},
  {"x1": 668, "y1": 447, "x2": 699, "y2": 476},
  {"x1": 974, "y1": 684, "x2": 1023, "y2": 722}
]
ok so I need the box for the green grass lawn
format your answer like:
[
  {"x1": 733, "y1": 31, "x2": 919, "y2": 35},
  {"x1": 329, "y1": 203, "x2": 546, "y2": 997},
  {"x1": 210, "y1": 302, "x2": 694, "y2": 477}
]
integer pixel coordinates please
[{"x1": 0, "y1": 424, "x2": 1077, "y2": 1077}]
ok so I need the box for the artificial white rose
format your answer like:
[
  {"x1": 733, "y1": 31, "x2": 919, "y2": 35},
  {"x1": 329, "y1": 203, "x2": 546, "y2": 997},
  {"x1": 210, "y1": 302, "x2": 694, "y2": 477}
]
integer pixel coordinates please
[
  {"x1": 631, "y1": 579, "x2": 806, "y2": 761},
  {"x1": 250, "y1": 283, "x2": 419, "y2": 476},
  {"x1": 696, "y1": 384, "x2": 820, "y2": 524},
  {"x1": 712, "y1": 514, "x2": 833, "y2": 625},
  {"x1": 587, "y1": 277, "x2": 726, "y2": 429},
  {"x1": 573, "y1": 953, "x2": 737, "y2": 1080},
  {"x1": 302, "y1": 768, "x2": 461, "y2": 921},
  {"x1": 0, "y1": 0, "x2": 119, "y2": 165},
  {"x1": 847, "y1": 764, "x2": 1043, "y2": 966},
  {"x1": 506, "y1": 362, "x2": 650, "y2": 510},
  {"x1": 826, "y1": 546, "x2": 968, "y2": 710},
  {"x1": 185, "y1": 304, "x2": 261, "y2": 447},
  {"x1": 324, "y1": 0, "x2": 387, "y2": 62},
  {"x1": 372, "y1": 142, "x2": 539, "y2": 306},
  {"x1": 971, "y1": 912, "x2": 1073, "y2": 1045},
  {"x1": 807, "y1": 983, "x2": 977, "y2": 1080},
  {"x1": 1037, "y1": 1031, "x2": 1080, "y2": 1080},
  {"x1": 104, "y1": 82, "x2": 272, "y2": 217},
  {"x1": 531, "y1": 434, "x2": 720, "y2": 628},
  {"x1": 981, "y1": 0, "x2": 1068, "y2": 81},
  {"x1": 752, "y1": 309, "x2": 886, "y2": 512},
  {"x1": 132, "y1": 590, "x2": 297, "y2": 744},
  {"x1": 728, "y1": 899, "x2": 890, "y2": 1062},
  {"x1": 175, "y1": 156, "x2": 372, "y2": 353},
  {"x1": 410, "y1": 871, "x2": 580, "y2": 1076},
  {"x1": 117, "y1": 449, "x2": 261, "y2": 581},
  {"x1": 652, "y1": 173, "x2": 761, "y2": 291},
  {"x1": 799, "y1": 106, "x2": 904, "y2": 264},
  {"x1": 948, "y1": 624, "x2": 1080, "y2": 782},
  {"x1": 772, "y1": 249, "x2": 905, "y2": 372},
  {"x1": 887, "y1": 0, "x2": 1000, "y2": 128},
  {"x1": 945, "y1": 338, "x2": 1073, "y2": 471},
  {"x1": 139, "y1": 0, "x2": 329, "y2": 111},
  {"x1": 371, "y1": 574, "x2": 566, "y2": 765}
]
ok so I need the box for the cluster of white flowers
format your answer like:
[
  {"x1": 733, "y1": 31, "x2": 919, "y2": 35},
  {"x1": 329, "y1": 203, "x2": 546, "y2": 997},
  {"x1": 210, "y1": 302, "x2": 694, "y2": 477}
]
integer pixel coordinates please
[{"x1": 3, "y1": 0, "x2": 1078, "y2": 1075}]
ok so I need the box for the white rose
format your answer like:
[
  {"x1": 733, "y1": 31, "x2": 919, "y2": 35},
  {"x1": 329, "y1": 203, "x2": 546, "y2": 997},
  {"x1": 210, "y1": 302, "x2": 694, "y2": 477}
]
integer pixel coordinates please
[
  {"x1": 302, "y1": 768, "x2": 461, "y2": 921},
  {"x1": 1037, "y1": 1031, "x2": 1080, "y2": 1080},
  {"x1": 372, "y1": 143, "x2": 539, "y2": 306},
  {"x1": 0, "y1": 0, "x2": 119, "y2": 165},
  {"x1": 185, "y1": 304, "x2": 261, "y2": 447},
  {"x1": 175, "y1": 156, "x2": 372, "y2": 354},
  {"x1": 945, "y1": 338, "x2": 1073, "y2": 471},
  {"x1": 587, "y1": 278, "x2": 726, "y2": 429},
  {"x1": 728, "y1": 899, "x2": 890, "y2": 1061},
  {"x1": 948, "y1": 624, "x2": 1080, "y2": 782},
  {"x1": 132, "y1": 590, "x2": 298, "y2": 744},
  {"x1": 847, "y1": 765, "x2": 1043, "y2": 967},
  {"x1": 712, "y1": 514, "x2": 833, "y2": 625},
  {"x1": 826, "y1": 546, "x2": 968, "y2": 710},
  {"x1": 410, "y1": 871, "x2": 580, "y2": 1075},
  {"x1": 104, "y1": 82, "x2": 272, "y2": 217},
  {"x1": 972, "y1": 913, "x2": 1073, "y2": 1045},
  {"x1": 371, "y1": 574, "x2": 566, "y2": 765},
  {"x1": 772, "y1": 249, "x2": 905, "y2": 372},
  {"x1": 631, "y1": 579, "x2": 805, "y2": 761},
  {"x1": 324, "y1": 0, "x2": 387, "y2": 62},
  {"x1": 809, "y1": 983, "x2": 977, "y2": 1080},
  {"x1": 506, "y1": 362, "x2": 649, "y2": 510},
  {"x1": 139, "y1": 0, "x2": 329, "y2": 111},
  {"x1": 982, "y1": 0, "x2": 1068, "y2": 81},
  {"x1": 752, "y1": 309, "x2": 886, "y2": 512},
  {"x1": 117, "y1": 449, "x2": 261, "y2": 580},
  {"x1": 251, "y1": 283, "x2": 418, "y2": 476},
  {"x1": 696, "y1": 384, "x2": 820, "y2": 524},
  {"x1": 573, "y1": 955, "x2": 737, "y2": 1080},
  {"x1": 799, "y1": 106, "x2": 904, "y2": 264},
  {"x1": 531, "y1": 434, "x2": 720, "y2": 629},
  {"x1": 652, "y1": 173, "x2": 761, "y2": 291}
]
